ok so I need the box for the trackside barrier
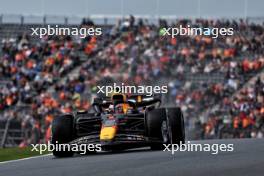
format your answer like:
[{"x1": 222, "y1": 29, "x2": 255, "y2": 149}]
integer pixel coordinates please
[
  {"x1": 0, "y1": 118, "x2": 11, "y2": 148},
  {"x1": 0, "y1": 118, "x2": 23, "y2": 148}
]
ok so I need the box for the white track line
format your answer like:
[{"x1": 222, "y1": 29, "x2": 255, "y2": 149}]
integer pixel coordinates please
[{"x1": 0, "y1": 154, "x2": 52, "y2": 164}]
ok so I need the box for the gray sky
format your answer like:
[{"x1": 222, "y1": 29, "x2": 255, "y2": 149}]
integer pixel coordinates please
[{"x1": 0, "y1": 0, "x2": 263, "y2": 23}]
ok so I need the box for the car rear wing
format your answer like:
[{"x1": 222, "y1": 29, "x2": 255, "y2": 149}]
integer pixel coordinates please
[
  {"x1": 127, "y1": 94, "x2": 161, "y2": 108},
  {"x1": 92, "y1": 94, "x2": 161, "y2": 113}
]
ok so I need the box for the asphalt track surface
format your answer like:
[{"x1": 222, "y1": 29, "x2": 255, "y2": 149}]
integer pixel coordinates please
[{"x1": 0, "y1": 139, "x2": 263, "y2": 176}]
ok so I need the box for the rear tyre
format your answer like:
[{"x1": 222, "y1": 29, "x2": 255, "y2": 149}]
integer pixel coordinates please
[
  {"x1": 166, "y1": 108, "x2": 185, "y2": 145},
  {"x1": 51, "y1": 114, "x2": 74, "y2": 157},
  {"x1": 146, "y1": 108, "x2": 166, "y2": 150}
]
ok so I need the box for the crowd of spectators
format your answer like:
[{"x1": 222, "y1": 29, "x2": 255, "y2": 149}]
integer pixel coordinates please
[
  {"x1": 198, "y1": 75, "x2": 264, "y2": 139},
  {"x1": 0, "y1": 17, "x2": 264, "y2": 145},
  {"x1": 0, "y1": 19, "x2": 112, "y2": 144}
]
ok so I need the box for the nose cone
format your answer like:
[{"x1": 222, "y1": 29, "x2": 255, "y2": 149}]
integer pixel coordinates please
[{"x1": 100, "y1": 126, "x2": 117, "y2": 140}]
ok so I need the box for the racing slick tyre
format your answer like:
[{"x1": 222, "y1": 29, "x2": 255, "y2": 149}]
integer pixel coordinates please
[
  {"x1": 51, "y1": 114, "x2": 74, "y2": 157},
  {"x1": 164, "y1": 108, "x2": 185, "y2": 145},
  {"x1": 146, "y1": 108, "x2": 166, "y2": 150}
]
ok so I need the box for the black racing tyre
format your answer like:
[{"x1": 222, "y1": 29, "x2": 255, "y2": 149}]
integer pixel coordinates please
[
  {"x1": 166, "y1": 108, "x2": 185, "y2": 145},
  {"x1": 51, "y1": 114, "x2": 74, "y2": 157},
  {"x1": 146, "y1": 108, "x2": 166, "y2": 150}
]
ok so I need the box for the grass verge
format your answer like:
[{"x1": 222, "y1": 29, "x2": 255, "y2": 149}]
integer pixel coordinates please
[{"x1": 0, "y1": 147, "x2": 50, "y2": 162}]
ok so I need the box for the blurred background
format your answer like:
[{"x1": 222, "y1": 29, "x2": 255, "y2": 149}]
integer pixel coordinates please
[{"x1": 0, "y1": 0, "x2": 263, "y2": 148}]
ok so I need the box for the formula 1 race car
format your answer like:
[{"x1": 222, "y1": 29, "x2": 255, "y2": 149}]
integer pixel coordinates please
[{"x1": 51, "y1": 94, "x2": 185, "y2": 157}]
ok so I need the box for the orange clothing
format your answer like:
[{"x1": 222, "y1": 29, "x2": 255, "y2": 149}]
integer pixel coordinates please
[
  {"x1": 242, "y1": 117, "x2": 250, "y2": 128},
  {"x1": 233, "y1": 117, "x2": 240, "y2": 129}
]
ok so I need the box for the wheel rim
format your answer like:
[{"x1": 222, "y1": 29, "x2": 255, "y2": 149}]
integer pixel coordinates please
[{"x1": 161, "y1": 120, "x2": 169, "y2": 143}]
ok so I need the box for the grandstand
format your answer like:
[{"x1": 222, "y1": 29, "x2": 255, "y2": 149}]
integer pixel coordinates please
[{"x1": 0, "y1": 14, "x2": 263, "y2": 147}]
